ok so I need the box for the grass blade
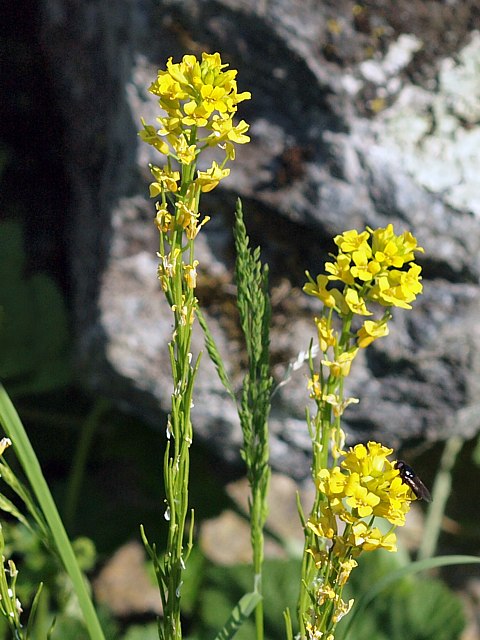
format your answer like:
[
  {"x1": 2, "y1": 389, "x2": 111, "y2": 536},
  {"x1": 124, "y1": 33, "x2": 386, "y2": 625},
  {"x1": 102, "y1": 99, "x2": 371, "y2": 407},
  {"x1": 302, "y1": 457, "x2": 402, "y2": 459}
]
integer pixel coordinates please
[{"x1": 213, "y1": 591, "x2": 263, "y2": 640}]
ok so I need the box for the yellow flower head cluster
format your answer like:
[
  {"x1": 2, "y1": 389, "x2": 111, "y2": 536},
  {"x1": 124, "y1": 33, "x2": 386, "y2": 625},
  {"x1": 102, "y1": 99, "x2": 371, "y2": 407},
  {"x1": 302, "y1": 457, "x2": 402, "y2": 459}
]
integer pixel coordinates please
[
  {"x1": 141, "y1": 53, "x2": 251, "y2": 293},
  {"x1": 304, "y1": 224, "x2": 423, "y2": 313},
  {"x1": 140, "y1": 52, "x2": 251, "y2": 194},
  {"x1": 308, "y1": 442, "x2": 413, "y2": 556}
]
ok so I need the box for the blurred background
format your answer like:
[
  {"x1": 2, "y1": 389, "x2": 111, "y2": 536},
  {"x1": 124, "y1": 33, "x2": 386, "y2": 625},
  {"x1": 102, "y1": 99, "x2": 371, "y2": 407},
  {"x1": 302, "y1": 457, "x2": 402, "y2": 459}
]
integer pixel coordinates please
[{"x1": 1, "y1": 0, "x2": 480, "y2": 638}]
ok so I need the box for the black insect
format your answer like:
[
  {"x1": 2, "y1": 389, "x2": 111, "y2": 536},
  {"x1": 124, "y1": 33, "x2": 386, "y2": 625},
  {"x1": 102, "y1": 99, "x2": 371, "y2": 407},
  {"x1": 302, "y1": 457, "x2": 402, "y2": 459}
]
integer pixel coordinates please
[{"x1": 395, "y1": 460, "x2": 432, "y2": 502}]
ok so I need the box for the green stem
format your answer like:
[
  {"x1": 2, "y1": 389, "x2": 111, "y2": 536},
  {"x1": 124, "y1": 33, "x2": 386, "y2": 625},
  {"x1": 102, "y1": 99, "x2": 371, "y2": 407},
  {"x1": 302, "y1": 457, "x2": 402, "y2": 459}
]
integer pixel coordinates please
[
  {"x1": 418, "y1": 435, "x2": 463, "y2": 560},
  {"x1": 254, "y1": 575, "x2": 264, "y2": 640},
  {"x1": 0, "y1": 384, "x2": 105, "y2": 640},
  {"x1": 157, "y1": 229, "x2": 199, "y2": 640},
  {"x1": 64, "y1": 398, "x2": 110, "y2": 532}
]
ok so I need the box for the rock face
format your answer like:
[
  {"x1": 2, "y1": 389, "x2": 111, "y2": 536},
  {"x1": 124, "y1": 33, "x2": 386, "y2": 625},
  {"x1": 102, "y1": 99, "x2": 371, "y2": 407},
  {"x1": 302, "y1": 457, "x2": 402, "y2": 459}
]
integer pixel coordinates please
[{"x1": 38, "y1": 0, "x2": 480, "y2": 479}]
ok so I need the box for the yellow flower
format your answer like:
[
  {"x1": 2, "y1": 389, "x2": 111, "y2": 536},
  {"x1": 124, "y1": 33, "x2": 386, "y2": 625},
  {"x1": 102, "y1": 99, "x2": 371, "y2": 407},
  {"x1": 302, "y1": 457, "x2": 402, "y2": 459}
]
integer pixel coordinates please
[
  {"x1": 174, "y1": 136, "x2": 197, "y2": 165},
  {"x1": 305, "y1": 548, "x2": 330, "y2": 570},
  {"x1": 344, "y1": 288, "x2": 372, "y2": 316},
  {"x1": 350, "y1": 248, "x2": 381, "y2": 281},
  {"x1": 157, "y1": 248, "x2": 181, "y2": 289},
  {"x1": 305, "y1": 622, "x2": 325, "y2": 639},
  {"x1": 304, "y1": 273, "x2": 337, "y2": 307},
  {"x1": 357, "y1": 318, "x2": 389, "y2": 348},
  {"x1": 322, "y1": 347, "x2": 358, "y2": 377},
  {"x1": 157, "y1": 114, "x2": 183, "y2": 138},
  {"x1": 369, "y1": 263, "x2": 423, "y2": 309},
  {"x1": 182, "y1": 101, "x2": 209, "y2": 127},
  {"x1": 334, "y1": 229, "x2": 371, "y2": 254},
  {"x1": 344, "y1": 473, "x2": 381, "y2": 517},
  {"x1": 331, "y1": 427, "x2": 347, "y2": 460},
  {"x1": 315, "y1": 316, "x2": 336, "y2": 352},
  {"x1": 317, "y1": 467, "x2": 347, "y2": 496},
  {"x1": 351, "y1": 522, "x2": 397, "y2": 552},
  {"x1": 154, "y1": 205, "x2": 173, "y2": 233},
  {"x1": 175, "y1": 201, "x2": 198, "y2": 230},
  {"x1": 152, "y1": 52, "x2": 251, "y2": 125},
  {"x1": 339, "y1": 443, "x2": 414, "y2": 527},
  {"x1": 149, "y1": 165, "x2": 180, "y2": 196},
  {"x1": 342, "y1": 442, "x2": 393, "y2": 478},
  {"x1": 332, "y1": 597, "x2": 354, "y2": 622},
  {"x1": 186, "y1": 214, "x2": 210, "y2": 240},
  {"x1": 184, "y1": 260, "x2": 199, "y2": 289},
  {"x1": 325, "y1": 252, "x2": 355, "y2": 285},
  {"x1": 337, "y1": 559, "x2": 357, "y2": 586},
  {"x1": 308, "y1": 374, "x2": 322, "y2": 400},
  {"x1": 196, "y1": 161, "x2": 230, "y2": 192},
  {"x1": 172, "y1": 296, "x2": 195, "y2": 326},
  {"x1": 370, "y1": 224, "x2": 424, "y2": 268},
  {"x1": 149, "y1": 58, "x2": 191, "y2": 98},
  {"x1": 210, "y1": 115, "x2": 251, "y2": 144},
  {"x1": 307, "y1": 508, "x2": 337, "y2": 540},
  {"x1": 139, "y1": 119, "x2": 170, "y2": 155},
  {"x1": 200, "y1": 84, "x2": 229, "y2": 115},
  {"x1": 323, "y1": 394, "x2": 359, "y2": 418},
  {"x1": 372, "y1": 474, "x2": 412, "y2": 526}
]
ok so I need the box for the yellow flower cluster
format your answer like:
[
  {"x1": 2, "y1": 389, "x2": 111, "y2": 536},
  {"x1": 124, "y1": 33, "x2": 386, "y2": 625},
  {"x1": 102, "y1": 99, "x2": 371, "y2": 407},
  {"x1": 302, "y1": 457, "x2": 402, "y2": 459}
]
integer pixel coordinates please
[
  {"x1": 304, "y1": 225, "x2": 423, "y2": 348},
  {"x1": 308, "y1": 442, "x2": 413, "y2": 555},
  {"x1": 140, "y1": 52, "x2": 251, "y2": 194},
  {"x1": 140, "y1": 53, "x2": 251, "y2": 294},
  {"x1": 303, "y1": 442, "x2": 413, "y2": 635}
]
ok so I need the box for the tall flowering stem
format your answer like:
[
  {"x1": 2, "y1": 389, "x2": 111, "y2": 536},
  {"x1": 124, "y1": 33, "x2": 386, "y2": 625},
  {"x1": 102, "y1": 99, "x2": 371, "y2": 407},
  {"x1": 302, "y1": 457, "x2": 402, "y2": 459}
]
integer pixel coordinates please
[
  {"x1": 234, "y1": 201, "x2": 273, "y2": 640},
  {"x1": 139, "y1": 53, "x2": 251, "y2": 640},
  {"x1": 296, "y1": 226, "x2": 424, "y2": 639}
]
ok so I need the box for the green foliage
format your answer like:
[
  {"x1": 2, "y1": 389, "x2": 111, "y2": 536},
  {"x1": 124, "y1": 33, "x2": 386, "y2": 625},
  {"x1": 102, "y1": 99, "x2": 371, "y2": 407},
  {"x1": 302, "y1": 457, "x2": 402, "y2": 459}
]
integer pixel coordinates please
[
  {"x1": 212, "y1": 590, "x2": 263, "y2": 640},
  {"x1": 0, "y1": 384, "x2": 106, "y2": 640},
  {"x1": 336, "y1": 552, "x2": 466, "y2": 640},
  {"x1": 191, "y1": 557, "x2": 300, "y2": 640},
  {"x1": 196, "y1": 307, "x2": 235, "y2": 402},
  {"x1": 472, "y1": 432, "x2": 480, "y2": 466},
  {"x1": 0, "y1": 220, "x2": 70, "y2": 395},
  {"x1": 0, "y1": 521, "x2": 103, "y2": 640},
  {"x1": 123, "y1": 624, "x2": 160, "y2": 640}
]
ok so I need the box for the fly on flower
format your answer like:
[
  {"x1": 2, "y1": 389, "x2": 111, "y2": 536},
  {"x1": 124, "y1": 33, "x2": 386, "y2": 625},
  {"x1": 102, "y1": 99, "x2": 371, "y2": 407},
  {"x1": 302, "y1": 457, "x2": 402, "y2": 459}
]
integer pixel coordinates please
[{"x1": 395, "y1": 460, "x2": 432, "y2": 502}]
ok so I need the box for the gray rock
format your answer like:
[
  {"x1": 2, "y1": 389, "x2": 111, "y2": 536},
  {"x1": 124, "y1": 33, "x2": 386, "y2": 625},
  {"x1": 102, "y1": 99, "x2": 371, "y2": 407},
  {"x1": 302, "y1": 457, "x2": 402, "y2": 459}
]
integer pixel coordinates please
[{"x1": 39, "y1": 0, "x2": 480, "y2": 479}]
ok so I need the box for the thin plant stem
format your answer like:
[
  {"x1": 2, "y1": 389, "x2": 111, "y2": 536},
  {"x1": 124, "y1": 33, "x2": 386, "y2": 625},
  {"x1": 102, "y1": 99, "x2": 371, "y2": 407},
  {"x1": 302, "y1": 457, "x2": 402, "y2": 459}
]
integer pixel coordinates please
[
  {"x1": 64, "y1": 397, "x2": 110, "y2": 532},
  {"x1": 418, "y1": 435, "x2": 463, "y2": 560}
]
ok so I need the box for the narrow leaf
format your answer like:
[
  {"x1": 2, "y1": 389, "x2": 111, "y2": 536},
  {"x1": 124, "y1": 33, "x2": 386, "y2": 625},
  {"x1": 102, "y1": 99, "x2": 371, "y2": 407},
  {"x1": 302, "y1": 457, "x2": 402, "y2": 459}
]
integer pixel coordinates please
[
  {"x1": 196, "y1": 306, "x2": 236, "y2": 402},
  {"x1": 213, "y1": 591, "x2": 263, "y2": 640},
  {"x1": 26, "y1": 582, "x2": 44, "y2": 639}
]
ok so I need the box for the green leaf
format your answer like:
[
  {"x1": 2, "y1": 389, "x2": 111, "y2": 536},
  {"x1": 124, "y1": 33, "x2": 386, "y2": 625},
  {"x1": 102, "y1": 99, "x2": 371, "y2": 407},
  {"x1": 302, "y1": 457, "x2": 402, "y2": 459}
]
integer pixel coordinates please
[
  {"x1": 197, "y1": 558, "x2": 300, "y2": 640},
  {"x1": 26, "y1": 582, "x2": 44, "y2": 640},
  {"x1": 213, "y1": 591, "x2": 263, "y2": 640},
  {"x1": 196, "y1": 306, "x2": 236, "y2": 402}
]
